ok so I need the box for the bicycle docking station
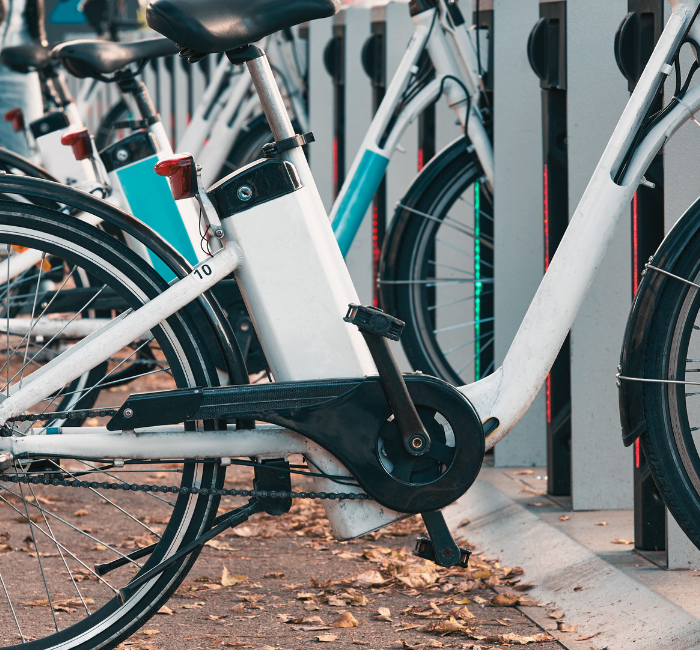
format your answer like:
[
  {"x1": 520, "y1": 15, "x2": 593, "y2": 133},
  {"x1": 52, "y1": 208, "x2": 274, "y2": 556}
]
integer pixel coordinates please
[
  {"x1": 615, "y1": 0, "x2": 668, "y2": 560},
  {"x1": 528, "y1": 0, "x2": 571, "y2": 498}
]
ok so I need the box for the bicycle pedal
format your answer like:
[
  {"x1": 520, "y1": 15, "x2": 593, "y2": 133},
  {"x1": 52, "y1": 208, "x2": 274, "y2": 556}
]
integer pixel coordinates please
[
  {"x1": 344, "y1": 304, "x2": 404, "y2": 341},
  {"x1": 414, "y1": 537, "x2": 471, "y2": 568}
]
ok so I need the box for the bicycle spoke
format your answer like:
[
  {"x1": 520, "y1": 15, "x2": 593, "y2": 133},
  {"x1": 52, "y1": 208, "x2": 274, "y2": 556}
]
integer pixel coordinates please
[
  {"x1": 75, "y1": 459, "x2": 177, "y2": 508},
  {"x1": 397, "y1": 203, "x2": 494, "y2": 248},
  {"x1": 1, "y1": 485, "x2": 144, "y2": 570},
  {"x1": 435, "y1": 236, "x2": 494, "y2": 268},
  {"x1": 434, "y1": 316, "x2": 494, "y2": 335},
  {"x1": 0, "y1": 492, "x2": 119, "y2": 594},
  {"x1": 22, "y1": 474, "x2": 91, "y2": 615},
  {"x1": 442, "y1": 331, "x2": 494, "y2": 356},
  {"x1": 18, "y1": 481, "x2": 59, "y2": 632},
  {"x1": 0, "y1": 570, "x2": 23, "y2": 643},
  {"x1": 457, "y1": 195, "x2": 494, "y2": 222},
  {"x1": 378, "y1": 277, "x2": 493, "y2": 286},
  {"x1": 455, "y1": 336, "x2": 495, "y2": 376},
  {"x1": 19, "y1": 253, "x2": 47, "y2": 388},
  {"x1": 47, "y1": 459, "x2": 162, "y2": 538},
  {"x1": 428, "y1": 259, "x2": 475, "y2": 276}
]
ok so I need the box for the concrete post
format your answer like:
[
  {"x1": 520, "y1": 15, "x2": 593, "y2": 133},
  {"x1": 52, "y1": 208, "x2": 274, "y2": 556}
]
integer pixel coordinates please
[
  {"x1": 567, "y1": 0, "x2": 631, "y2": 510},
  {"x1": 492, "y1": 0, "x2": 546, "y2": 467}
]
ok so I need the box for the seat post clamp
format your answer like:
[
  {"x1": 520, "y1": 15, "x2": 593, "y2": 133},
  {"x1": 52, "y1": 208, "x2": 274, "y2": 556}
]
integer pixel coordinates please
[{"x1": 262, "y1": 132, "x2": 315, "y2": 157}]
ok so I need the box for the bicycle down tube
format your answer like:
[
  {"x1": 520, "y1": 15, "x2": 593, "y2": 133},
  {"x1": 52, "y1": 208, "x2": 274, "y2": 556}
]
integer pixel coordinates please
[{"x1": 460, "y1": 0, "x2": 700, "y2": 449}]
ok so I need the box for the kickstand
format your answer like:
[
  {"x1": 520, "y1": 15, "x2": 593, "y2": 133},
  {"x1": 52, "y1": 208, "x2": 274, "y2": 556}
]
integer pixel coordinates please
[{"x1": 414, "y1": 510, "x2": 470, "y2": 568}]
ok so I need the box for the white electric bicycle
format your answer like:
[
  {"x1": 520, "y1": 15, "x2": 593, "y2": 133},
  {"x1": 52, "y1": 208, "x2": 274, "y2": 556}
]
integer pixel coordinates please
[{"x1": 3, "y1": 0, "x2": 700, "y2": 647}]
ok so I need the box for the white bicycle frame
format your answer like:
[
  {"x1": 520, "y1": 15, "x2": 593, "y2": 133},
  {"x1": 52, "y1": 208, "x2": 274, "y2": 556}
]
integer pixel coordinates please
[{"x1": 3, "y1": 0, "x2": 700, "y2": 539}]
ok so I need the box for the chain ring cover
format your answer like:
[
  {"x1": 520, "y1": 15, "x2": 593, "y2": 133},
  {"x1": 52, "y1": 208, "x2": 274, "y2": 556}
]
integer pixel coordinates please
[{"x1": 109, "y1": 374, "x2": 485, "y2": 513}]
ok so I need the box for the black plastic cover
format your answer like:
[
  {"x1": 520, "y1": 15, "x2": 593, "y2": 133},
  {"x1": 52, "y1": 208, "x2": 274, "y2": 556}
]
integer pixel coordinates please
[
  {"x1": 29, "y1": 111, "x2": 70, "y2": 139},
  {"x1": 207, "y1": 158, "x2": 302, "y2": 218},
  {"x1": 100, "y1": 131, "x2": 159, "y2": 172}
]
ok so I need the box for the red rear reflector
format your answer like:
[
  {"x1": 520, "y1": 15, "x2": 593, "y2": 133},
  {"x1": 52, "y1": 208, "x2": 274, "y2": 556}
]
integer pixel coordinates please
[
  {"x1": 60, "y1": 128, "x2": 92, "y2": 161},
  {"x1": 4, "y1": 108, "x2": 24, "y2": 133},
  {"x1": 154, "y1": 153, "x2": 197, "y2": 200}
]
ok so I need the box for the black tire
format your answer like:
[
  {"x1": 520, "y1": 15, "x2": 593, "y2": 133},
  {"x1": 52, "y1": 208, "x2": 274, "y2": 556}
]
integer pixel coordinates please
[
  {"x1": 636, "y1": 208, "x2": 700, "y2": 548},
  {"x1": 379, "y1": 137, "x2": 493, "y2": 385},
  {"x1": 0, "y1": 203, "x2": 241, "y2": 649}
]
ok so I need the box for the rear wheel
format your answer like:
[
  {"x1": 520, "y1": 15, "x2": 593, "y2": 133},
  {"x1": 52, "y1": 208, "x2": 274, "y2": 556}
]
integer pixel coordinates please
[
  {"x1": 379, "y1": 138, "x2": 493, "y2": 385},
  {"x1": 638, "y1": 202, "x2": 700, "y2": 549},
  {"x1": 0, "y1": 203, "x2": 236, "y2": 649}
]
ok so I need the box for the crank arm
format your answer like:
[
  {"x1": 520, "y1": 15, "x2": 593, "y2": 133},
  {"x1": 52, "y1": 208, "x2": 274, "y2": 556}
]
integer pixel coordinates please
[
  {"x1": 414, "y1": 510, "x2": 470, "y2": 568},
  {"x1": 118, "y1": 498, "x2": 261, "y2": 605}
]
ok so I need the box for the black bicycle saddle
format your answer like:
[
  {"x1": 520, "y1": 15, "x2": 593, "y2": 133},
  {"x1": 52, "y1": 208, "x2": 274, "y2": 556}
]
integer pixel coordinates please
[
  {"x1": 51, "y1": 37, "x2": 179, "y2": 79},
  {"x1": 1, "y1": 44, "x2": 52, "y2": 73},
  {"x1": 146, "y1": 0, "x2": 339, "y2": 55}
]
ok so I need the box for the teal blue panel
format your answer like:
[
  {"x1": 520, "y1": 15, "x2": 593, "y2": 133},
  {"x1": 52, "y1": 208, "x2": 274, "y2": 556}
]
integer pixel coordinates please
[
  {"x1": 49, "y1": 0, "x2": 87, "y2": 24},
  {"x1": 332, "y1": 149, "x2": 389, "y2": 257},
  {"x1": 117, "y1": 154, "x2": 199, "y2": 282}
]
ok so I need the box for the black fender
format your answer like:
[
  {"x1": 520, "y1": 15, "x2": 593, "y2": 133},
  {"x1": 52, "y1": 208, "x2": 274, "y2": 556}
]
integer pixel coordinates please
[
  {"x1": 378, "y1": 136, "x2": 478, "y2": 316},
  {"x1": 619, "y1": 195, "x2": 700, "y2": 446},
  {"x1": 0, "y1": 174, "x2": 249, "y2": 388}
]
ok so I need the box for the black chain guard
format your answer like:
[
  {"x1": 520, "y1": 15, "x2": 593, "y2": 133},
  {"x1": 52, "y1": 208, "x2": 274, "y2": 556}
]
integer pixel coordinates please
[{"x1": 108, "y1": 375, "x2": 484, "y2": 513}]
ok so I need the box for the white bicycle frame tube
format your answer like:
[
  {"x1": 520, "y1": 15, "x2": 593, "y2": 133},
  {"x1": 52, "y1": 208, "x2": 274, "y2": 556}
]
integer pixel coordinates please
[{"x1": 0, "y1": 244, "x2": 241, "y2": 424}]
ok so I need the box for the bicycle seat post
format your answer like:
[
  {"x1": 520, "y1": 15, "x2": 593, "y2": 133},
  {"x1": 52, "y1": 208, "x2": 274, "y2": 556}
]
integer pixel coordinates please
[{"x1": 228, "y1": 45, "x2": 295, "y2": 143}]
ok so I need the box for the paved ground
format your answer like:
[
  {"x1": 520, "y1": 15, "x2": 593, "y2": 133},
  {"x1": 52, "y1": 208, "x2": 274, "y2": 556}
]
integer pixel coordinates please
[
  {"x1": 111, "y1": 463, "x2": 563, "y2": 650},
  {"x1": 0, "y1": 459, "x2": 563, "y2": 650}
]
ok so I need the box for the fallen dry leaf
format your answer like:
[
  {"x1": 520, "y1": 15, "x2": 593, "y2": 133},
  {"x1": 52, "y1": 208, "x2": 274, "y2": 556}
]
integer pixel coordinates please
[
  {"x1": 141, "y1": 630, "x2": 159, "y2": 636},
  {"x1": 221, "y1": 566, "x2": 247, "y2": 587},
  {"x1": 559, "y1": 515, "x2": 570, "y2": 521},
  {"x1": 263, "y1": 572, "x2": 285, "y2": 579},
  {"x1": 450, "y1": 606, "x2": 474, "y2": 620},
  {"x1": 204, "y1": 540, "x2": 237, "y2": 551},
  {"x1": 157, "y1": 606, "x2": 174, "y2": 616},
  {"x1": 329, "y1": 611, "x2": 359, "y2": 628},
  {"x1": 513, "y1": 470, "x2": 534, "y2": 475},
  {"x1": 73, "y1": 509, "x2": 89, "y2": 517},
  {"x1": 489, "y1": 593, "x2": 519, "y2": 607},
  {"x1": 547, "y1": 610, "x2": 564, "y2": 619},
  {"x1": 352, "y1": 570, "x2": 385, "y2": 588},
  {"x1": 482, "y1": 632, "x2": 554, "y2": 644},
  {"x1": 595, "y1": 521, "x2": 608, "y2": 526},
  {"x1": 316, "y1": 635, "x2": 338, "y2": 642},
  {"x1": 527, "y1": 502, "x2": 543, "y2": 507},
  {"x1": 575, "y1": 632, "x2": 599, "y2": 641},
  {"x1": 611, "y1": 538, "x2": 633, "y2": 545},
  {"x1": 417, "y1": 616, "x2": 467, "y2": 635},
  {"x1": 374, "y1": 607, "x2": 392, "y2": 622},
  {"x1": 520, "y1": 487, "x2": 545, "y2": 496}
]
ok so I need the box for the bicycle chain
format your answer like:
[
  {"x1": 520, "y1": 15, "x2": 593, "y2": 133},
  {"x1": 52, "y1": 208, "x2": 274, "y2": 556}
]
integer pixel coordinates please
[
  {"x1": 0, "y1": 473, "x2": 369, "y2": 501},
  {"x1": 6, "y1": 408, "x2": 119, "y2": 423},
  {"x1": 2, "y1": 406, "x2": 370, "y2": 501}
]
